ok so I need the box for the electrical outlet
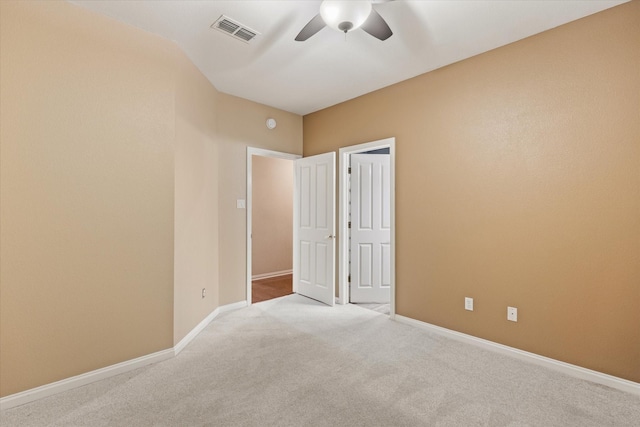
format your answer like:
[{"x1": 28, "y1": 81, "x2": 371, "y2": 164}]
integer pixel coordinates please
[
  {"x1": 202, "y1": 288, "x2": 206, "y2": 298},
  {"x1": 507, "y1": 306, "x2": 517, "y2": 322},
  {"x1": 465, "y1": 297, "x2": 474, "y2": 311}
]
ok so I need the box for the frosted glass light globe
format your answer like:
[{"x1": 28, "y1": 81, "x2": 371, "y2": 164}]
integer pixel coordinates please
[{"x1": 320, "y1": 0, "x2": 372, "y2": 33}]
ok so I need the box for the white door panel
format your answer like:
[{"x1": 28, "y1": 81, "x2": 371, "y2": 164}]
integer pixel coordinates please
[
  {"x1": 350, "y1": 154, "x2": 391, "y2": 303},
  {"x1": 294, "y1": 152, "x2": 335, "y2": 306}
]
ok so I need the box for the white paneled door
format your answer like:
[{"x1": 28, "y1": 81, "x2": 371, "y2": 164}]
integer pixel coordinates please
[
  {"x1": 294, "y1": 152, "x2": 336, "y2": 306},
  {"x1": 350, "y1": 154, "x2": 391, "y2": 303}
]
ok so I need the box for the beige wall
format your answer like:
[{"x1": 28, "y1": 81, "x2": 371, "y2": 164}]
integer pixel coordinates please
[
  {"x1": 252, "y1": 156, "x2": 294, "y2": 277},
  {"x1": 303, "y1": 2, "x2": 640, "y2": 383},
  {"x1": 0, "y1": 0, "x2": 303, "y2": 397},
  {"x1": 174, "y1": 52, "x2": 221, "y2": 345},
  {"x1": 0, "y1": 1, "x2": 175, "y2": 396},
  {"x1": 173, "y1": 47, "x2": 302, "y2": 343},
  {"x1": 217, "y1": 95, "x2": 302, "y2": 305}
]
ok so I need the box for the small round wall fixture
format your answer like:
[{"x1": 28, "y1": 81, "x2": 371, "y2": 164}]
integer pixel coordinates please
[{"x1": 266, "y1": 118, "x2": 277, "y2": 130}]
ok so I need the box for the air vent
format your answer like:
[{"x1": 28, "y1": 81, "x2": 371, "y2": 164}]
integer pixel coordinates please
[
  {"x1": 235, "y1": 28, "x2": 257, "y2": 42},
  {"x1": 211, "y1": 15, "x2": 260, "y2": 43},
  {"x1": 217, "y1": 19, "x2": 239, "y2": 34}
]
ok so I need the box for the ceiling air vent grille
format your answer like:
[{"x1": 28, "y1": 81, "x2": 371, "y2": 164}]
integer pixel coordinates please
[
  {"x1": 235, "y1": 28, "x2": 257, "y2": 42},
  {"x1": 217, "y1": 19, "x2": 239, "y2": 34},
  {"x1": 211, "y1": 15, "x2": 260, "y2": 43}
]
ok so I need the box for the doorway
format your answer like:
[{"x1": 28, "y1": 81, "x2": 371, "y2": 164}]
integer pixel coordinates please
[
  {"x1": 246, "y1": 148, "x2": 301, "y2": 305},
  {"x1": 246, "y1": 141, "x2": 394, "y2": 313},
  {"x1": 338, "y1": 138, "x2": 396, "y2": 317}
]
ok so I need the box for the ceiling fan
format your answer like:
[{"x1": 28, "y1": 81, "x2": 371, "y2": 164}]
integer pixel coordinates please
[{"x1": 295, "y1": 0, "x2": 394, "y2": 42}]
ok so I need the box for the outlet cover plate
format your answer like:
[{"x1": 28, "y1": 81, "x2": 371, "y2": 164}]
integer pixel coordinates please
[
  {"x1": 465, "y1": 297, "x2": 473, "y2": 311},
  {"x1": 507, "y1": 306, "x2": 517, "y2": 322}
]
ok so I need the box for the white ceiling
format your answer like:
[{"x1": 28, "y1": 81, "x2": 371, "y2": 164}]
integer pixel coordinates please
[{"x1": 70, "y1": 0, "x2": 627, "y2": 115}]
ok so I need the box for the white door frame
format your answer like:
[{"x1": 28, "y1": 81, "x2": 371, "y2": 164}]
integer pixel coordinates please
[
  {"x1": 338, "y1": 137, "x2": 396, "y2": 317},
  {"x1": 246, "y1": 147, "x2": 301, "y2": 306}
]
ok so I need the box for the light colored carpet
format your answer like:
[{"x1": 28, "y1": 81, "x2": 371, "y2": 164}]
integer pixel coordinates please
[
  {"x1": 2, "y1": 294, "x2": 639, "y2": 426},
  {"x1": 353, "y1": 302, "x2": 391, "y2": 315}
]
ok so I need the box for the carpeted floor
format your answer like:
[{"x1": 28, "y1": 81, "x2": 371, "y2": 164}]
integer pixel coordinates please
[
  {"x1": 352, "y1": 302, "x2": 391, "y2": 315},
  {"x1": 2, "y1": 294, "x2": 639, "y2": 426}
]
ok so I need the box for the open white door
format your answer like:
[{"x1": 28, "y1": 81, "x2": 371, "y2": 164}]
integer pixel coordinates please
[
  {"x1": 294, "y1": 152, "x2": 336, "y2": 306},
  {"x1": 350, "y1": 153, "x2": 391, "y2": 303}
]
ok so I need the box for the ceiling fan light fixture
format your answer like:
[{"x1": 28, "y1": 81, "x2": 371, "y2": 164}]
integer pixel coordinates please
[{"x1": 320, "y1": 0, "x2": 372, "y2": 34}]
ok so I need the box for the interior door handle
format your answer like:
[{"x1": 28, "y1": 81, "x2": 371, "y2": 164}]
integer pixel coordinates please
[{"x1": 325, "y1": 235, "x2": 335, "y2": 239}]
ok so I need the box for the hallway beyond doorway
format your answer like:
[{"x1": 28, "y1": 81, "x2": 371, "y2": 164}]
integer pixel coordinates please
[{"x1": 252, "y1": 274, "x2": 292, "y2": 304}]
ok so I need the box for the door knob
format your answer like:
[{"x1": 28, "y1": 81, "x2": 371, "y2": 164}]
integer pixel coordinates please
[{"x1": 325, "y1": 235, "x2": 335, "y2": 239}]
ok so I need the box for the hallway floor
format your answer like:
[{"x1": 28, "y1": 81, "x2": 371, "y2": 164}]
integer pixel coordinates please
[{"x1": 251, "y1": 274, "x2": 292, "y2": 304}]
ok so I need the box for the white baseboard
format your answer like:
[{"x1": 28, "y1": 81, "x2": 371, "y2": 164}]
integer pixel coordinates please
[
  {"x1": 174, "y1": 300, "x2": 247, "y2": 355},
  {"x1": 0, "y1": 349, "x2": 173, "y2": 411},
  {"x1": 395, "y1": 315, "x2": 640, "y2": 396},
  {"x1": 218, "y1": 300, "x2": 248, "y2": 314},
  {"x1": 174, "y1": 310, "x2": 219, "y2": 356},
  {"x1": 251, "y1": 269, "x2": 292, "y2": 281},
  {"x1": 0, "y1": 300, "x2": 248, "y2": 411}
]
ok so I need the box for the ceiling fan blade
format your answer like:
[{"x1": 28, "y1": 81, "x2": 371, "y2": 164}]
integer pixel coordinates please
[
  {"x1": 295, "y1": 14, "x2": 326, "y2": 41},
  {"x1": 361, "y1": 8, "x2": 393, "y2": 41}
]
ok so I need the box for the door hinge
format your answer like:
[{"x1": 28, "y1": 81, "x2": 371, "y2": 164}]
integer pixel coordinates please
[
  {"x1": 348, "y1": 167, "x2": 351, "y2": 174},
  {"x1": 348, "y1": 275, "x2": 351, "y2": 283},
  {"x1": 348, "y1": 221, "x2": 351, "y2": 229}
]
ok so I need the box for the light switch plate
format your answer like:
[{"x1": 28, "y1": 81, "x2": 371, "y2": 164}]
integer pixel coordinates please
[
  {"x1": 507, "y1": 306, "x2": 518, "y2": 322},
  {"x1": 236, "y1": 199, "x2": 246, "y2": 209}
]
